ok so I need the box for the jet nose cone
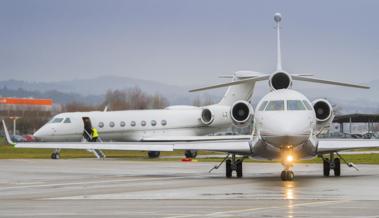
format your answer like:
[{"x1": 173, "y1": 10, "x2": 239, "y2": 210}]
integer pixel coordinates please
[
  {"x1": 33, "y1": 126, "x2": 50, "y2": 141},
  {"x1": 260, "y1": 113, "x2": 311, "y2": 147}
]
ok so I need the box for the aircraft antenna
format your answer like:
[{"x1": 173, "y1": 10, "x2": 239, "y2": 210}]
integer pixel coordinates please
[{"x1": 274, "y1": 13, "x2": 283, "y2": 71}]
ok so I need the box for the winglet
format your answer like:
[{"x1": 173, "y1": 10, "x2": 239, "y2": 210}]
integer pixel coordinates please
[{"x1": 2, "y1": 120, "x2": 15, "y2": 146}]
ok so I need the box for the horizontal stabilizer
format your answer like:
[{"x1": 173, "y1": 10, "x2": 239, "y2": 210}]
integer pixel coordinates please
[
  {"x1": 189, "y1": 75, "x2": 269, "y2": 92},
  {"x1": 292, "y1": 75, "x2": 370, "y2": 89}
]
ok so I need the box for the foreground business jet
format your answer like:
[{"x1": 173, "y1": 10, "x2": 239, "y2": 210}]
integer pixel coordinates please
[{"x1": 3, "y1": 13, "x2": 379, "y2": 181}]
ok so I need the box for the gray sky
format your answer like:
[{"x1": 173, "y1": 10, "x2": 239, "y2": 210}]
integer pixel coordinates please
[{"x1": 0, "y1": 0, "x2": 378, "y2": 86}]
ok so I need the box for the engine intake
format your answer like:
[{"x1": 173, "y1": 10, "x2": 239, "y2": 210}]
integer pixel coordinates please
[
  {"x1": 312, "y1": 99, "x2": 333, "y2": 122},
  {"x1": 230, "y1": 100, "x2": 253, "y2": 126},
  {"x1": 200, "y1": 108, "x2": 214, "y2": 125},
  {"x1": 269, "y1": 72, "x2": 292, "y2": 90}
]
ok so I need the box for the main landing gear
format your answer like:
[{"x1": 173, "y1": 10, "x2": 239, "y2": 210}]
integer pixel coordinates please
[
  {"x1": 51, "y1": 149, "x2": 60, "y2": 160},
  {"x1": 322, "y1": 152, "x2": 358, "y2": 177},
  {"x1": 225, "y1": 154, "x2": 243, "y2": 178},
  {"x1": 209, "y1": 154, "x2": 244, "y2": 178},
  {"x1": 184, "y1": 150, "x2": 198, "y2": 158},
  {"x1": 148, "y1": 151, "x2": 160, "y2": 158}
]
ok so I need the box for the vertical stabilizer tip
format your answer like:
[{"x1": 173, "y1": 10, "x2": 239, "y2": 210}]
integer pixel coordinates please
[{"x1": 274, "y1": 13, "x2": 282, "y2": 23}]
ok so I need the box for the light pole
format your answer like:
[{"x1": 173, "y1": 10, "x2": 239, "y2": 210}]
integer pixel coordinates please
[{"x1": 9, "y1": 116, "x2": 21, "y2": 135}]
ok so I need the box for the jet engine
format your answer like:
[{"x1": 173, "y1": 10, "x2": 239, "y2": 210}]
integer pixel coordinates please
[
  {"x1": 312, "y1": 99, "x2": 333, "y2": 123},
  {"x1": 200, "y1": 108, "x2": 214, "y2": 125},
  {"x1": 269, "y1": 71, "x2": 293, "y2": 90},
  {"x1": 230, "y1": 100, "x2": 254, "y2": 126}
]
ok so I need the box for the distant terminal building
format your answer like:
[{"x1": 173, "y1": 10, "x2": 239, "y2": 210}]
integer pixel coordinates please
[
  {"x1": 0, "y1": 97, "x2": 56, "y2": 134},
  {"x1": 0, "y1": 97, "x2": 53, "y2": 111}
]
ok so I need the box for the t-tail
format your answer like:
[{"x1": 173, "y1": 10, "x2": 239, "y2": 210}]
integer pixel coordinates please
[{"x1": 189, "y1": 13, "x2": 369, "y2": 93}]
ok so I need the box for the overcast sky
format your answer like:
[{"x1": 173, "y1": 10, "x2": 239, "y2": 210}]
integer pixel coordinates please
[{"x1": 0, "y1": 0, "x2": 378, "y2": 86}]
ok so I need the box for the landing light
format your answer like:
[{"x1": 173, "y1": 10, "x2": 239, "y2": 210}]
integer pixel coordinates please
[{"x1": 286, "y1": 155, "x2": 294, "y2": 162}]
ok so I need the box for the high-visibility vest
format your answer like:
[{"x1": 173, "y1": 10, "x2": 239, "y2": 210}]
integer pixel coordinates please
[{"x1": 92, "y1": 128, "x2": 99, "y2": 138}]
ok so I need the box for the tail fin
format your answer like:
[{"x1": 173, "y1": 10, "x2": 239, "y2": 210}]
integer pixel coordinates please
[{"x1": 217, "y1": 71, "x2": 265, "y2": 106}]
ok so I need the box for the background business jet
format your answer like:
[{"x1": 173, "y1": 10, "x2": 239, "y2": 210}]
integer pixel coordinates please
[
  {"x1": 28, "y1": 70, "x2": 259, "y2": 159},
  {"x1": 3, "y1": 13, "x2": 379, "y2": 181}
]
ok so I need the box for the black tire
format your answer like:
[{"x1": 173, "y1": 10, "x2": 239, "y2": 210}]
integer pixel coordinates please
[
  {"x1": 51, "y1": 153, "x2": 56, "y2": 159},
  {"x1": 236, "y1": 160, "x2": 243, "y2": 178},
  {"x1": 184, "y1": 150, "x2": 198, "y2": 158},
  {"x1": 281, "y1": 171, "x2": 287, "y2": 181},
  {"x1": 287, "y1": 171, "x2": 294, "y2": 181},
  {"x1": 226, "y1": 160, "x2": 232, "y2": 178},
  {"x1": 334, "y1": 158, "x2": 341, "y2": 176},
  {"x1": 148, "y1": 151, "x2": 160, "y2": 158},
  {"x1": 323, "y1": 158, "x2": 330, "y2": 177}
]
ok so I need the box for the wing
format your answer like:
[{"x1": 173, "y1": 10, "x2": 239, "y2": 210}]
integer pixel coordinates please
[
  {"x1": 317, "y1": 139, "x2": 379, "y2": 153},
  {"x1": 2, "y1": 120, "x2": 253, "y2": 153}
]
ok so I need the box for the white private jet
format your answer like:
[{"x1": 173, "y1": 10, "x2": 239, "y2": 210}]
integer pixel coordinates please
[
  {"x1": 3, "y1": 13, "x2": 379, "y2": 181},
  {"x1": 20, "y1": 69, "x2": 259, "y2": 159}
]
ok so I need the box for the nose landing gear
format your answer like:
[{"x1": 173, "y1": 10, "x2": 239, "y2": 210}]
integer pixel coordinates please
[
  {"x1": 280, "y1": 149, "x2": 295, "y2": 181},
  {"x1": 281, "y1": 170, "x2": 294, "y2": 181}
]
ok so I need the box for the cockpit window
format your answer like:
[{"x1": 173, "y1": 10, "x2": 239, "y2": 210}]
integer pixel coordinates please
[
  {"x1": 265, "y1": 100, "x2": 285, "y2": 111},
  {"x1": 52, "y1": 118, "x2": 64, "y2": 123},
  {"x1": 258, "y1": 101, "x2": 268, "y2": 111},
  {"x1": 302, "y1": 100, "x2": 313, "y2": 110},
  {"x1": 63, "y1": 118, "x2": 71, "y2": 123},
  {"x1": 287, "y1": 100, "x2": 306, "y2": 111}
]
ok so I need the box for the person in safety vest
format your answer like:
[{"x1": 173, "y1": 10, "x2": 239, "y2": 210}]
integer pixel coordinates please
[{"x1": 91, "y1": 127, "x2": 99, "y2": 142}]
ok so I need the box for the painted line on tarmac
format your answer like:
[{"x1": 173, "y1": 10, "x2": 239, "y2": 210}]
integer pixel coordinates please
[
  {"x1": 0, "y1": 176, "x2": 196, "y2": 191},
  {"x1": 165, "y1": 200, "x2": 350, "y2": 218}
]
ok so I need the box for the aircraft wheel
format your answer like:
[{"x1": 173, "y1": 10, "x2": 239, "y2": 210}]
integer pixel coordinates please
[
  {"x1": 226, "y1": 159, "x2": 232, "y2": 178},
  {"x1": 236, "y1": 160, "x2": 243, "y2": 178},
  {"x1": 184, "y1": 150, "x2": 198, "y2": 158},
  {"x1": 281, "y1": 170, "x2": 294, "y2": 181},
  {"x1": 51, "y1": 153, "x2": 60, "y2": 160},
  {"x1": 333, "y1": 158, "x2": 341, "y2": 176},
  {"x1": 148, "y1": 151, "x2": 160, "y2": 158},
  {"x1": 323, "y1": 158, "x2": 330, "y2": 177}
]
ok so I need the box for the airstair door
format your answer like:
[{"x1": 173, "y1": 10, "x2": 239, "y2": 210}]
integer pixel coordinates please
[{"x1": 82, "y1": 117, "x2": 92, "y2": 141}]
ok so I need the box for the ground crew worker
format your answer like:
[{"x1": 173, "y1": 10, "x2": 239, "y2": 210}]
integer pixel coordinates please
[{"x1": 91, "y1": 127, "x2": 99, "y2": 142}]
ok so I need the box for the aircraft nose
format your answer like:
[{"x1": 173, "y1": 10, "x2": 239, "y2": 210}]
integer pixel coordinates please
[
  {"x1": 33, "y1": 126, "x2": 51, "y2": 141},
  {"x1": 260, "y1": 113, "x2": 311, "y2": 147}
]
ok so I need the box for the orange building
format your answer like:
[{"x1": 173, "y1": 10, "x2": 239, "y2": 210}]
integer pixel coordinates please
[{"x1": 0, "y1": 97, "x2": 53, "y2": 112}]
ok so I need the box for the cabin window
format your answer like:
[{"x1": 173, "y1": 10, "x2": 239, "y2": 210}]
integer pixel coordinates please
[
  {"x1": 141, "y1": 121, "x2": 147, "y2": 126},
  {"x1": 161, "y1": 120, "x2": 167, "y2": 126},
  {"x1": 287, "y1": 100, "x2": 306, "y2": 111},
  {"x1": 303, "y1": 100, "x2": 313, "y2": 110},
  {"x1": 98, "y1": 122, "x2": 104, "y2": 128},
  {"x1": 63, "y1": 118, "x2": 71, "y2": 123},
  {"x1": 151, "y1": 120, "x2": 157, "y2": 126},
  {"x1": 258, "y1": 101, "x2": 268, "y2": 111},
  {"x1": 130, "y1": 121, "x2": 136, "y2": 127},
  {"x1": 265, "y1": 100, "x2": 285, "y2": 111},
  {"x1": 52, "y1": 118, "x2": 64, "y2": 123},
  {"x1": 109, "y1": 121, "x2": 115, "y2": 127},
  {"x1": 120, "y1": 121, "x2": 126, "y2": 127}
]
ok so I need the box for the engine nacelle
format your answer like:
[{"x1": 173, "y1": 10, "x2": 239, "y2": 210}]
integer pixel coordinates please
[
  {"x1": 230, "y1": 100, "x2": 254, "y2": 126},
  {"x1": 269, "y1": 71, "x2": 293, "y2": 90},
  {"x1": 312, "y1": 99, "x2": 333, "y2": 123},
  {"x1": 200, "y1": 108, "x2": 214, "y2": 125}
]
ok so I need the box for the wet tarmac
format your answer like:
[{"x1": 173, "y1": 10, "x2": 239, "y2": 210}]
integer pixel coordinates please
[{"x1": 0, "y1": 159, "x2": 378, "y2": 217}]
